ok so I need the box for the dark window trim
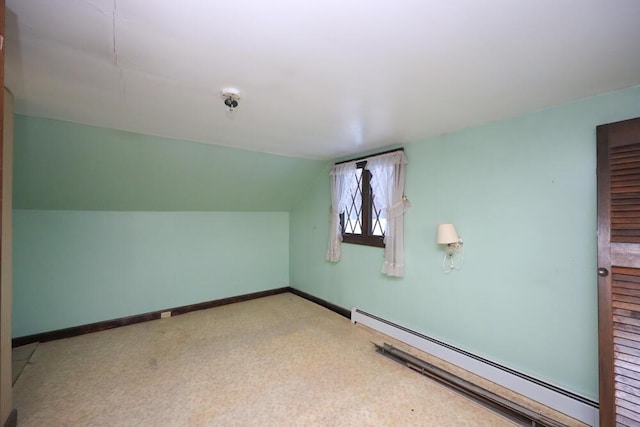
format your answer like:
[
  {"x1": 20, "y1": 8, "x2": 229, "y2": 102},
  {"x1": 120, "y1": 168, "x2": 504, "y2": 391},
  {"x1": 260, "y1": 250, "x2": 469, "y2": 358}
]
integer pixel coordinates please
[
  {"x1": 334, "y1": 147, "x2": 404, "y2": 166},
  {"x1": 340, "y1": 161, "x2": 385, "y2": 248}
]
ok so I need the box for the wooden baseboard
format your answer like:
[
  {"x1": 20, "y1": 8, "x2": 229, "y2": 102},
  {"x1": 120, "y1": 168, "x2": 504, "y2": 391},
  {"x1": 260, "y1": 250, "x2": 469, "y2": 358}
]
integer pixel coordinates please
[
  {"x1": 12, "y1": 287, "x2": 290, "y2": 347},
  {"x1": 288, "y1": 288, "x2": 351, "y2": 319},
  {"x1": 12, "y1": 286, "x2": 351, "y2": 347},
  {"x1": 3, "y1": 409, "x2": 16, "y2": 427}
]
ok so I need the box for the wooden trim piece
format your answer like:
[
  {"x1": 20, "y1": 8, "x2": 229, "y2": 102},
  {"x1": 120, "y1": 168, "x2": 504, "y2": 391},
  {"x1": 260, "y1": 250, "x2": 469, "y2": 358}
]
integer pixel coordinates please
[
  {"x1": 597, "y1": 121, "x2": 615, "y2": 426},
  {"x1": 0, "y1": 2, "x2": 6, "y2": 426},
  {"x1": 12, "y1": 287, "x2": 290, "y2": 347},
  {"x1": 597, "y1": 116, "x2": 640, "y2": 426},
  {"x1": 341, "y1": 233, "x2": 385, "y2": 248},
  {"x1": 0, "y1": 2, "x2": 11, "y2": 423},
  {"x1": 167, "y1": 287, "x2": 289, "y2": 316},
  {"x1": 288, "y1": 287, "x2": 351, "y2": 319},
  {"x1": 612, "y1": 243, "x2": 640, "y2": 269},
  {"x1": 334, "y1": 147, "x2": 404, "y2": 165},
  {"x1": 12, "y1": 287, "x2": 351, "y2": 348},
  {"x1": 602, "y1": 117, "x2": 640, "y2": 148},
  {"x1": 340, "y1": 164, "x2": 386, "y2": 248},
  {"x1": 2, "y1": 409, "x2": 16, "y2": 427}
]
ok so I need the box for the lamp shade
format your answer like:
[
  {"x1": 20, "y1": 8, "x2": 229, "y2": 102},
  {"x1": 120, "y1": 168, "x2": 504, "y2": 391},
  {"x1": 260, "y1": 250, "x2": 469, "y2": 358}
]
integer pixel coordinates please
[{"x1": 437, "y1": 223, "x2": 459, "y2": 244}]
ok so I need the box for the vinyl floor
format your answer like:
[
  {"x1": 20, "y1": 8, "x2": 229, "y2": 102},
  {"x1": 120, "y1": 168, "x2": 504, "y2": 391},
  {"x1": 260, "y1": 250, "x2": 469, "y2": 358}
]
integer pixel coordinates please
[{"x1": 12, "y1": 293, "x2": 555, "y2": 426}]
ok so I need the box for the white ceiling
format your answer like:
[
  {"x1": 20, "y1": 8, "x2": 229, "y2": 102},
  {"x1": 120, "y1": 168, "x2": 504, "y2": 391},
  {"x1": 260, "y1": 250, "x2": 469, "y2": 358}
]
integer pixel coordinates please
[{"x1": 5, "y1": 1, "x2": 640, "y2": 159}]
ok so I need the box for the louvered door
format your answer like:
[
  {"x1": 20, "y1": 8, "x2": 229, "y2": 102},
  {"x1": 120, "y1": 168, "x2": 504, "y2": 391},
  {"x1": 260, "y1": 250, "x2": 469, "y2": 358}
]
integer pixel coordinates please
[{"x1": 598, "y1": 117, "x2": 640, "y2": 427}]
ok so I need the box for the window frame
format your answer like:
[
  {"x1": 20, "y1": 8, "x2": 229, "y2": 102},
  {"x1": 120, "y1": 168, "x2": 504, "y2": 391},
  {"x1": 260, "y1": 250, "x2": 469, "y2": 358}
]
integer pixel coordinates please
[{"x1": 340, "y1": 160, "x2": 386, "y2": 248}]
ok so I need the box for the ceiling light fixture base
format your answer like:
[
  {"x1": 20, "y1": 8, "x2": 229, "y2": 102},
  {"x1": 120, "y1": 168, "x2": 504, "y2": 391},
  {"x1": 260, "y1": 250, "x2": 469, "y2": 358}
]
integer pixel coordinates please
[{"x1": 221, "y1": 87, "x2": 240, "y2": 112}]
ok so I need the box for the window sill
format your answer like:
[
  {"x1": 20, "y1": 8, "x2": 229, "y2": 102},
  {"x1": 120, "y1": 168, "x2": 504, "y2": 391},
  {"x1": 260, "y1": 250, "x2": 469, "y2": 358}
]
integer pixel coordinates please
[{"x1": 342, "y1": 234, "x2": 385, "y2": 248}]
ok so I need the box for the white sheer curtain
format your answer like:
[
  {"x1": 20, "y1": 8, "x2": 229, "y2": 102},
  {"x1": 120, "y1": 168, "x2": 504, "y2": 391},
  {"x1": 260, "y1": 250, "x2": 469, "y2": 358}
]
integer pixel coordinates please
[
  {"x1": 368, "y1": 151, "x2": 410, "y2": 277},
  {"x1": 326, "y1": 161, "x2": 357, "y2": 262}
]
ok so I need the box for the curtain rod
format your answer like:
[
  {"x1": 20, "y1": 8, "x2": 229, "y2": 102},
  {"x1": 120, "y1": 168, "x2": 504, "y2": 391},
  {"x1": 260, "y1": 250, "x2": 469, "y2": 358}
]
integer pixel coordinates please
[{"x1": 334, "y1": 147, "x2": 404, "y2": 165}]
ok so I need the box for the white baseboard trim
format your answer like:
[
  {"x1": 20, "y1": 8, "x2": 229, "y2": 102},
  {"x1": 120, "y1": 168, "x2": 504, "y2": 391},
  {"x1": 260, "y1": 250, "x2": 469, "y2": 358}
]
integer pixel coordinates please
[{"x1": 351, "y1": 308, "x2": 599, "y2": 426}]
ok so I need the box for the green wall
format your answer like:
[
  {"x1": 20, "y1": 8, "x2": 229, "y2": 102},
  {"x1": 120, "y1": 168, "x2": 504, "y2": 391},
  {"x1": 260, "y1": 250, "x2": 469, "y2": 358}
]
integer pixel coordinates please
[
  {"x1": 12, "y1": 116, "x2": 322, "y2": 337},
  {"x1": 13, "y1": 210, "x2": 289, "y2": 337},
  {"x1": 13, "y1": 87, "x2": 640, "y2": 400},
  {"x1": 13, "y1": 115, "x2": 325, "y2": 211},
  {"x1": 290, "y1": 85, "x2": 640, "y2": 401}
]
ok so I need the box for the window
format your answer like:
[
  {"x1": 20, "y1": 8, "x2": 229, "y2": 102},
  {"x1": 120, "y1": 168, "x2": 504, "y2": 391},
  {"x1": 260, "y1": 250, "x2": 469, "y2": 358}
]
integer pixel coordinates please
[
  {"x1": 340, "y1": 161, "x2": 386, "y2": 248},
  {"x1": 326, "y1": 148, "x2": 409, "y2": 277}
]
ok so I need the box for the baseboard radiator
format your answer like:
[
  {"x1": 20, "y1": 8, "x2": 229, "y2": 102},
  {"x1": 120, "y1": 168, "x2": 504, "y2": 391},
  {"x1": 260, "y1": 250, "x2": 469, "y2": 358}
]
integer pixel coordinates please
[{"x1": 351, "y1": 308, "x2": 599, "y2": 427}]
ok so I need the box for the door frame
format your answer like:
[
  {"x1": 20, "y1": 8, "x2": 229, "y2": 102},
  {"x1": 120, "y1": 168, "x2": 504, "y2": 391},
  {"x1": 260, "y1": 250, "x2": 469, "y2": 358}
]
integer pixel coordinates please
[
  {"x1": 596, "y1": 121, "x2": 614, "y2": 425},
  {"x1": 596, "y1": 116, "x2": 640, "y2": 426}
]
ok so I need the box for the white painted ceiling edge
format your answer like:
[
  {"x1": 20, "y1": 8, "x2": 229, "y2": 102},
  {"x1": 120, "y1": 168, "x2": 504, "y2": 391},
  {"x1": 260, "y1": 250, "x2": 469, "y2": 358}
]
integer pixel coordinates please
[{"x1": 5, "y1": 0, "x2": 640, "y2": 160}]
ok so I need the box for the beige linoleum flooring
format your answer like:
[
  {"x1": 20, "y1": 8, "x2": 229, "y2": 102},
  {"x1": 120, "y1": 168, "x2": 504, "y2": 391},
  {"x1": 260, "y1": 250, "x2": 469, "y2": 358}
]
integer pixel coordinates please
[{"x1": 12, "y1": 293, "x2": 575, "y2": 426}]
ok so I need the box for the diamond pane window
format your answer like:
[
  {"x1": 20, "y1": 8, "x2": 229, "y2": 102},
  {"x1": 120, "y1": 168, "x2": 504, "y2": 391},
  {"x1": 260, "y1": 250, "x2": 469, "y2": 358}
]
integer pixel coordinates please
[
  {"x1": 371, "y1": 193, "x2": 386, "y2": 237},
  {"x1": 344, "y1": 168, "x2": 363, "y2": 234},
  {"x1": 340, "y1": 162, "x2": 385, "y2": 248}
]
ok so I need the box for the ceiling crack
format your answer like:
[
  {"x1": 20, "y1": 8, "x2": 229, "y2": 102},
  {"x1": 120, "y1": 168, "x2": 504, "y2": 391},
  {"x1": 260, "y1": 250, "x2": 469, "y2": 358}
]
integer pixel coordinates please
[{"x1": 112, "y1": 0, "x2": 119, "y2": 66}]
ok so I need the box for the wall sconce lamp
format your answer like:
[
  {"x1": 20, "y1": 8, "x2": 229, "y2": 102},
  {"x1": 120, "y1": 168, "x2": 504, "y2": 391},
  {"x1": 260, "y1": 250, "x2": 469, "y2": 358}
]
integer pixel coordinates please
[{"x1": 437, "y1": 223, "x2": 463, "y2": 273}]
